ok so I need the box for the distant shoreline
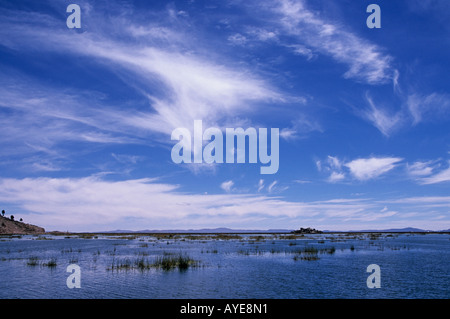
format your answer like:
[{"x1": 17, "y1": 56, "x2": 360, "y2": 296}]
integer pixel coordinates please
[
  {"x1": 2, "y1": 218, "x2": 449, "y2": 236},
  {"x1": 41, "y1": 230, "x2": 450, "y2": 236},
  {"x1": 48, "y1": 225, "x2": 450, "y2": 235}
]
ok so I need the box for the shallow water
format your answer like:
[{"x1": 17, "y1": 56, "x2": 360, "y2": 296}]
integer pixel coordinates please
[{"x1": 0, "y1": 233, "x2": 448, "y2": 299}]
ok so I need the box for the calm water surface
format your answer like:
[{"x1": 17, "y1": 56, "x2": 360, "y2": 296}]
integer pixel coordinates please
[{"x1": 0, "y1": 233, "x2": 449, "y2": 299}]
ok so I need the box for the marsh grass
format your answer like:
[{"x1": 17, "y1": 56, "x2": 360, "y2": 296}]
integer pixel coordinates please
[
  {"x1": 153, "y1": 255, "x2": 198, "y2": 271},
  {"x1": 201, "y1": 249, "x2": 218, "y2": 254},
  {"x1": 237, "y1": 248, "x2": 265, "y2": 255},
  {"x1": 292, "y1": 247, "x2": 319, "y2": 261},
  {"x1": 136, "y1": 251, "x2": 150, "y2": 256},
  {"x1": 35, "y1": 236, "x2": 52, "y2": 240},
  {"x1": 108, "y1": 254, "x2": 200, "y2": 272},
  {"x1": 293, "y1": 255, "x2": 320, "y2": 261},
  {"x1": 26, "y1": 256, "x2": 39, "y2": 266},
  {"x1": 61, "y1": 247, "x2": 82, "y2": 254},
  {"x1": 369, "y1": 233, "x2": 382, "y2": 240},
  {"x1": 216, "y1": 234, "x2": 242, "y2": 240},
  {"x1": 236, "y1": 244, "x2": 337, "y2": 258},
  {"x1": 182, "y1": 234, "x2": 242, "y2": 241},
  {"x1": 69, "y1": 256, "x2": 78, "y2": 263},
  {"x1": 289, "y1": 246, "x2": 337, "y2": 261},
  {"x1": 277, "y1": 234, "x2": 304, "y2": 240},
  {"x1": 77, "y1": 233, "x2": 97, "y2": 239},
  {"x1": 27, "y1": 256, "x2": 57, "y2": 268},
  {"x1": 249, "y1": 235, "x2": 266, "y2": 242},
  {"x1": 42, "y1": 258, "x2": 57, "y2": 268}
]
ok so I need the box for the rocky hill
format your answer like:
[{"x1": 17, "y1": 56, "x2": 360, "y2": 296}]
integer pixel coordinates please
[{"x1": 0, "y1": 215, "x2": 45, "y2": 234}]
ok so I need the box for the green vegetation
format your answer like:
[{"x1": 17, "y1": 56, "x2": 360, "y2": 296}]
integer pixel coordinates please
[
  {"x1": 290, "y1": 245, "x2": 336, "y2": 261},
  {"x1": 26, "y1": 256, "x2": 39, "y2": 266},
  {"x1": 42, "y1": 258, "x2": 57, "y2": 268},
  {"x1": 293, "y1": 254, "x2": 319, "y2": 261},
  {"x1": 153, "y1": 254, "x2": 198, "y2": 271},
  {"x1": 26, "y1": 256, "x2": 57, "y2": 268},
  {"x1": 108, "y1": 254, "x2": 199, "y2": 271},
  {"x1": 277, "y1": 234, "x2": 304, "y2": 240},
  {"x1": 249, "y1": 235, "x2": 266, "y2": 241},
  {"x1": 182, "y1": 234, "x2": 243, "y2": 241}
]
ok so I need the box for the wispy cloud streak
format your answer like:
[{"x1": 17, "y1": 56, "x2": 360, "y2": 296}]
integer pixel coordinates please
[{"x1": 271, "y1": 0, "x2": 395, "y2": 84}]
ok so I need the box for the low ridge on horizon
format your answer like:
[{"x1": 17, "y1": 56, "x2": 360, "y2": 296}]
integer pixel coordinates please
[{"x1": 76, "y1": 226, "x2": 450, "y2": 234}]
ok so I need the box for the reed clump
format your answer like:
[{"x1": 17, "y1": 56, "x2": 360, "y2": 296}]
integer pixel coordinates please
[
  {"x1": 153, "y1": 254, "x2": 198, "y2": 271},
  {"x1": 291, "y1": 246, "x2": 336, "y2": 261},
  {"x1": 108, "y1": 254, "x2": 199, "y2": 271},
  {"x1": 26, "y1": 256, "x2": 57, "y2": 268}
]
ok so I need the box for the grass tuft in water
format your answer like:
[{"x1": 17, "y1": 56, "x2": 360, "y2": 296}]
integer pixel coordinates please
[
  {"x1": 42, "y1": 258, "x2": 57, "y2": 268},
  {"x1": 108, "y1": 254, "x2": 199, "y2": 272},
  {"x1": 152, "y1": 254, "x2": 198, "y2": 271},
  {"x1": 27, "y1": 256, "x2": 57, "y2": 268},
  {"x1": 26, "y1": 256, "x2": 39, "y2": 266}
]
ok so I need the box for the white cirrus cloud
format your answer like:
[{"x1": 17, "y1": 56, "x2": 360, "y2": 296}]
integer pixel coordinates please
[
  {"x1": 407, "y1": 160, "x2": 437, "y2": 177},
  {"x1": 419, "y1": 163, "x2": 450, "y2": 185},
  {"x1": 220, "y1": 180, "x2": 235, "y2": 193},
  {"x1": 0, "y1": 5, "x2": 287, "y2": 139},
  {"x1": 405, "y1": 159, "x2": 450, "y2": 185},
  {"x1": 2, "y1": 175, "x2": 445, "y2": 231},
  {"x1": 0, "y1": 4, "x2": 300, "y2": 176},
  {"x1": 267, "y1": 181, "x2": 278, "y2": 193},
  {"x1": 406, "y1": 92, "x2": 450, "y2": 125},
  {"x1": 358, "y1": 91, "x2": 450, "y2": 137},
  {"x1": 344, "y1": 157, "x2": 403, "y2": 181},
  {"x1": 362, "y1": 94, "x2": 403, "y2": 137},
  {"x1": 328, "y1": 171, "x2": 346, "y2": 183},
  {"x1": 271, "y1": 0, "x2": 395, "y2": 84},
  {"x1": 318, "y1": 155, "x2": 404, "y2": 182},
  {"x1": 257, "y1": 179, "x2": 265, "y2": 192}
]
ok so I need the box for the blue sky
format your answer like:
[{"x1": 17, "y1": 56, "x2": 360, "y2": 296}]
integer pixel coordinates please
[{"x1": 0, "y1": 0, "x2": 449, "y2": 232}]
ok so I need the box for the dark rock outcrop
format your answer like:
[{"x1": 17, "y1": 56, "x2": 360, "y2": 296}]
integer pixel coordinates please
[{"x1": 291, "y1": 227, "x2": 323, "y2": 234}]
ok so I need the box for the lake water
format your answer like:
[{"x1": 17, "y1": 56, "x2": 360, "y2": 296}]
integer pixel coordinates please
[{"x1": 0, "y1": 232, "x2": 449, "y2": 299}]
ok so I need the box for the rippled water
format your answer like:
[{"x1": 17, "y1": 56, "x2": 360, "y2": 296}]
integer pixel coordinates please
[{"x1": 0, "y1": 233, "x2": 449, "y2": 299}]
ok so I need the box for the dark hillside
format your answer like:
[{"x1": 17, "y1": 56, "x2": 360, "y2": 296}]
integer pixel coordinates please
[{"x1": 0, "y1": 215, "x2": 45, "y2": 234}]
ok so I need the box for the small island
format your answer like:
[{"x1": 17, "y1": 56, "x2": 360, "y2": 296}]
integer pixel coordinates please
[{"x1": 291, "y1": 227, "x2": 323, "y2": 234}]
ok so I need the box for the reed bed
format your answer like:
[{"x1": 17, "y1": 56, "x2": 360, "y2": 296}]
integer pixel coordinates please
[
  {"x1": 26, "y1": 256, "x2": 57, "y2": 268},
  {"x1": 108, "y1": 254, "x2": 199, "y2": 271}
]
